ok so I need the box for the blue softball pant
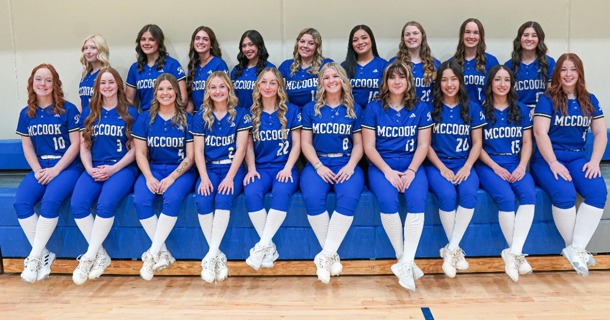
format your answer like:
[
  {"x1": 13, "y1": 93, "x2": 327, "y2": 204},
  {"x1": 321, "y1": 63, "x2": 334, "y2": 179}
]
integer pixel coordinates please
[
  {"x1": 244, "y1": 166, "x2": 299, "y2": 212},
  {"x1": 368, "y1": 157, "x2": 428, "y2": 213},
  {"x1": 425, "y1": 159, "x2": 479, "y2": 211},
  {"x1": 71, "y1": 164, "x2": 138, "y2": 219},
  {"x1": 14, "y1": 160, "x2": 83, "y2": 219},
  {"x1": 531, "y1": 150, "x2": 607, "y2": 209},
  {"x1": 475, "y1": 157, "x2": 536, "y2": 212},
  {"x1": 300, "y1": 161, "x2": 364, "y2": 216},
  {"x1": 134, "y1": 164, "x2": 197, "y2": 219},
  {"x1": 195, "y1": 165, "x2": 246, "y2": 214}
]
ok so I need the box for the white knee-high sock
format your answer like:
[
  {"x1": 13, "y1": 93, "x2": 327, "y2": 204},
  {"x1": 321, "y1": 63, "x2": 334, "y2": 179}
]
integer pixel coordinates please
[
  {"x1": 439, "y1": 209, "x2": 456, "y2": 242},
  {"x1": 571, "y1": 203, "x2": 604, "y2": 249},
  {"x1": 198, "y1": 213, "x2": 213, "y2": 246},
  {"x1": 206, "y1": 209, "x2": 230, "y2": 259},
  {"x1": 448, "y1": 206, "x2": 474, "y2": 251},
  {"x1": 498, "y1": 211, "x2": 515, "y2": 247},
  {"x1": 74, "y1": 214, "x2": 94, "y2": 243},
  {"x1": 139, "y1": 215, "x2": 168, "y2": 252},
  {"x1": 84, "y1": 216, "x2": 114, "y2": 260},
  {"x1": 510, "y1": 204, "x2": 534, "y2": 255},
  {"x1": 149, "y1": 214, "x2": 177, "y2": 256},
  {"x1": 18, "y1": 214, "x2": 39, "y2": 247},
  {"x1": 552, "y1": 206, "x2": 576, "y2": 246},
  {"x1": 260, "y1": 209, "x2": 287, "y2": 246},
  {"x1": 323, "y1": 212, "x2": 354, "y2": 254},
  {"x1": 402, "y1": 213, "x2": 424, "y2": 264},
  {"x1": 248, "y1": 209, "x2": 267, "y2": 238},
  {"x1": 30, "y1": 217, "x2": 58, "y2": 258},
  {"x1": 308, "y1": 211, "x2": 330, "y2": 248},
  {"x1": 380, "y1": 212, "x2": 403, "y2": 259}
]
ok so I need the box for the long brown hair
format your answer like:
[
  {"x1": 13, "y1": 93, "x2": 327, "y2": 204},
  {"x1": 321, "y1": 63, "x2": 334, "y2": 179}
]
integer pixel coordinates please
[
  {"x1": 378, "y1": 61, "x2": 417, "y2": 111},
  {"x1": 546, "y1": 53, "x2": 594, "y2": 117},
  {"x1": 395, "y1": 21, "x2": 437, "y2": 86},
  {"x1": 27, "y1": 64, "x2": 65, "y2": 118},
  {"x1": 82, "y1": 68, "x2": 134, "y2": 148},
  {"x1": 453, "y1": 18, "x2": 487, "y2": 73},
  {"x1": 149, "y1": 73, "x2": 188, "y2": 128}
]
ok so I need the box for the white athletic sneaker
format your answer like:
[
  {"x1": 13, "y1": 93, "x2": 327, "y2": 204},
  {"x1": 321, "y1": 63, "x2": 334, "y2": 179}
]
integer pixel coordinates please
[
  {"x1": 215, "y1": 251, "x2": 229, "y2": 282},
  {"x1": 88, "y1": 249, "x2": 111, "y2": 280},
  {"x1": 501, "y1": 249, "x2": 519, "y2": 282},
  {"x1": 200, "y1": 255, "x2": 216, "y2": 283},
  {"x1": 245, "y1": 243, "x2": 267, "y2": 271},
  {"x1": 261, "y1": 242, "x2": 279, "y2": 268},
  {"x1": 329, "y1": 253, "x2": 343, "y2": 276},
  {"x1": 455, "y1": 247, "x2": 469, "y2": 270},
  {"x1": 391, "y1": 262, "x2": 416, "y2": 292},
  {"x1": 586, "y1": 251, "x2": 596, "y2": 267},
  {"x1": 441, "y1": 245, "x2": 457, "y2": 278},
  {"x1": 153, "y1": 250, "x2": 176, "y2": 272},
  {"x1": 36, "y1": 250, "x2": 56, "y2": 281},
  {"x1": 140, "y1": 251, "x2": 156, "y2": 281},
  {"x1": 21, "y1": 256, "x2": 40, "y2": 283},
  {"x1": 516, "y1": 254, "x2": 533, "y2": 275},
  {"x1": 73, "y1": 255, "x2": 94, "y2": 285},
  {"x1": 314, "y1": 251, "x2": 332, "y2": 284},
  {"x1": 412, "y1": 262, "x2": 424, "y2": 280},
  {"x1": 562, "y1": 246, "x2": 589, "y2": 277}
]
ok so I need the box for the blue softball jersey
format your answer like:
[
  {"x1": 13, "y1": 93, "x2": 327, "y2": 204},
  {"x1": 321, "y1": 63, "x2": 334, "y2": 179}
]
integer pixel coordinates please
[
  {"x1": 131, "y1": 111, "x2": 193, "y2": 164},
  {"x1": 126, "y1": 56, "x2": 186, "y2": 111},
  {"x1": 191, "y1": 56, "x2": 229, "y2": 112}
]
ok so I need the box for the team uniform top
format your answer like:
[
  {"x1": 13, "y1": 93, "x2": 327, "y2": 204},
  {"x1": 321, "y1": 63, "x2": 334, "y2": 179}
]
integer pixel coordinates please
[
  {"x1": 504, "y1": 56, "x2": 556, "y2": 108},
  {"x1": 389, "y1": 57, "x2": 441, "y2": 102},
  {"x1": 78, "y1": 69, "x2": 100, "y2": 113},
  {"x1": 534, "y1": 94, "x2": 604, "y2": 155},
  {"x1": 250, "y1": 103, "x2": 302, "y2": 169},
  {"x1": 431, "y1": 102, "x2": 486, "y2": 160},
  {"x1": 279, "y1": 58, "x2": 333, "y2": 109},
  {"x1": 482, "y1": 102, "x2": 532, "y2": 162},
  {"x1": 126, "y1": 56, "x2": 186, "y2": 111},
  {"x1": 131, "y1": 111, "x2": 193, "y2": 165},
  {"x1": 362, "y1": 100, "x2": 433, "y2": 159},
  {"x1": 80, "y1": 106, "x2": 140, "y2": 166},
  {"x1": 16, "y1": 102, "x2": 81, "y2": 165},
  {"x1": 191, "y1": 56, "x2": 229, "y2": 112},
  {"x1": 450, "y1": 53, "x2": 499, "y2": 105},
  {"x1": 301, "y1": 101, "x2": 362, "y2": 166},
  {"x1": 342, "y1": 57, "x2": 387, "y2": 109},
  {"x1": 190, "y1": 107, "x2": 252, "y2": 165},
  {"x1": 230, "y1": 61, "x2": 275, "y2": 110}
]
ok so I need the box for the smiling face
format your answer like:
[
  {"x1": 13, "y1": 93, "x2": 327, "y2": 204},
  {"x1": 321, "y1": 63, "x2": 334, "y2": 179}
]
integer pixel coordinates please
[
  {"x1": 440, "y1": 68, "x2": 460, "y2": 99},
  {"x1": 155, "y1": 80, "x2": 176, "y2": 106},
  {"x1": 241, "y1": 37, "x2": 259, "y2": 63},
  {"x1": 208, "y1": 76, "x2": 230, "y2": 104},
  {"x1": 462, "y1": 22, "x2": 481, "y2": 49},
  {"x1": 491, "y1": 68, "x2": 511, "y2": 98},
  {"x1": 139, "y1": 31, "x2": 159, "y2": 56},
  {"x1": 98, "y1": 71, "x2": 119, "y2": 100},
  {"x1": 82, "y1": 39, "x2": 99, "y2": 63},
  {"x1": 322, "y1": 67, "x2": 342, "y2": 96},
  {"x1": 387, "y1": 70, "x2": 408, "y2": 97},
  {"x1": 520, "y1": 27, "x2": 539, "y2": 52},
  {"x1": 352, "y1": 29, "x2": 372, "y2": 56},
  {"x1": 193, "y1": 30, "x2": 211, "y2": 55},
  {"x1": 403, "y1": 25, "x2": 423, "y2": 51},
  {"x1": 258, "y1": 70, "x2": 280, "y2": 99},
  {"x1": 32, "y1": 67, "x2": 54, "y2": 98},
  {"x1": 298, "y1": 34, "x2": 316, "y2": 60},
  {"x1": 559, "y1": 59, "x2": 579, "y2": 92}
]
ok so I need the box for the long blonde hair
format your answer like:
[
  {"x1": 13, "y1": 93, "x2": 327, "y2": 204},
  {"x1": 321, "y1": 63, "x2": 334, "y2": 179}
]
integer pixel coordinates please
[
  {"x1": 148, "y1": 73, "x2": 188, "y2": 128},
  {"x1": 250, "y1": 68, "x2": 290, "y2": 141},
  {"x1": 80, "y1": 34, "x2": 110, "y2": 77},
  {"x1": 201, "y1": 71, "x2": 238, "y2": 130},
  {"x1": 290, "y1": 28, "x2": 324, "y2": 77},
  {"x1": 313, "y1": 62, "x2": 356, "y2": 119}
]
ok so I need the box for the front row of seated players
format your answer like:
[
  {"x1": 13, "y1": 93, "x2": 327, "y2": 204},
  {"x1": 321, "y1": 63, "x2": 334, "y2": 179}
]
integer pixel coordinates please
[{"x1": 14, "y1": 54, "x2": 606, "y2": 292}]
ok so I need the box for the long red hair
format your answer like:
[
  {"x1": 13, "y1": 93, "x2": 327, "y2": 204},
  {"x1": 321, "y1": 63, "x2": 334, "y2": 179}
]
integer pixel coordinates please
[
  {"x1": 26, "y1": 64, "x2": 65, "y2": 118},
  {"x1": 546, "y1": 53, "x2": 593, "y2": 117}
]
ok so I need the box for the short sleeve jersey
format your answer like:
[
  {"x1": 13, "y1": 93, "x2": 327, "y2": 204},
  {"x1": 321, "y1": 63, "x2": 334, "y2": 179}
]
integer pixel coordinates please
[
  {"x1": 230, "y1": 61, "x2": 276, "y2": 110},
  {"x1": 126, "y1": 56, "x2": 186, "y2": 111},
  {"x1": 279, "y1": 58, "x2": 333, "y2": 109},
  {"x1": 431, "y1": 102, "x2": 487, "y2": 159},
  {"x1": 79, "y1": 69, "x2": 100, "y2": 113},
  {"x1": 451, "y1": 52, "x2": 499, "y2": 105},
  {"x1": 131, "y1": 111, "x2": 193, "y2": 165},
  {"x1": 389, "y1": 57, "x2": 441, "y2": 103},
  {"x1": 343, "y1": 57, "x2": 387, "y2": 109},
  {"x1": 191, "y1": 56, "x2": 229, "y2": 112},
  {"x1": 482, "y1": 102, "x2": 532, "y2": 160},
  {"x1": 505, "y1": 56, "x2": 556, "y2": 108},
  {"x1": 251, "y1": 103, "x2": 302, "y2": 168}
]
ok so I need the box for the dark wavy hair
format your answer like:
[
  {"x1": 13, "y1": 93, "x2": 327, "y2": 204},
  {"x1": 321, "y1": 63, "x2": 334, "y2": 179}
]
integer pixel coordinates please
[
  {"x1": 509, "y1": 21, "x2": 550, "y2": 83},
  {"x1": 232, "y1": 30, "x2": 270, "y2": 80},
  {"x1": 432, "y1": 60, "x2": 470, "y2": 123},
  {"x1": 83, "y1": 67, "x2": 133, "y2": 149},
  {"x1": 453, "y1": 18, "x2": 487, "y2": 73},
  {"x1": 483, "y1": 65, "x2": 520, "y2": 125},
  {"x1": 187, "y1": 26, "x2": 222, "y2": 100},
  {"x1": 546, "y1": 53, "x2": 594, "y2": 118},
  {"x1": 343, "y1": 25, "x2": 379, "y2": 79},
  {"x1": 378, "y1": 61, "x2": 417, "y2": 111},
  {"x1": 27, "y1": 64, "x2": 65, "y2": 118},
  {"x1": 135, "y1": 24, "x2": 168, "y2": 73}
]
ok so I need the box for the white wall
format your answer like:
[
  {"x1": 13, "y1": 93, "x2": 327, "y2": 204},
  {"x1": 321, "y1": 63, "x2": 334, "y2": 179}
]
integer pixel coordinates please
[{"x1": 1, "y1": 0, "x2": 608, "y2": 138}]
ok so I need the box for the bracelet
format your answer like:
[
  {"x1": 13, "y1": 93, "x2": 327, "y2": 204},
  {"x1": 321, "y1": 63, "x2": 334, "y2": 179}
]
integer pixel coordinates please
[
  {"x1": 407, "y1": 168, "x2": 417, "y2": 173},
  {"x1": 313, "y1": 161, "x2": 323, "y2": 171},
  {"x1": 517, "y1": 165, "x2": 526, "y2": 172}
]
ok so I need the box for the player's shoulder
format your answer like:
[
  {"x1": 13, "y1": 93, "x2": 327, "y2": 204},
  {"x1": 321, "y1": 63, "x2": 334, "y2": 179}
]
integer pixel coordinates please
[
  {"x1": 279, "y1": 59, "x2": 294, "y2": 70},
  {"x1": 264, "y1": 61, "x2": 276, "y2": 69},
  {"x1": 302, "y1": 101, "x2": 316, "y2": 113},
  {"x1": 63, "y1": 101, "x2": 79, "y2": 113}
]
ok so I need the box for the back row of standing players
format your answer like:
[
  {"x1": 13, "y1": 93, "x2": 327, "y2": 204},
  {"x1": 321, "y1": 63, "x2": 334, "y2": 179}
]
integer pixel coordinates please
[{"x1": 79, "y1": 19, "x2": 552, "y2": 115}]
